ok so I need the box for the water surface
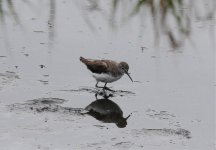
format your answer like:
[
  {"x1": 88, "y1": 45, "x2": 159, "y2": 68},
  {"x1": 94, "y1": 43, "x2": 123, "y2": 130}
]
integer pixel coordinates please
[{"x1": 0, "y1": 0, "x2": 215, "y2": 150}]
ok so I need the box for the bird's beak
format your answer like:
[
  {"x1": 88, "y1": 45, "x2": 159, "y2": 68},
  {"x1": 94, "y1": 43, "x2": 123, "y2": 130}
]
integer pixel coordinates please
[
  {"x1": 125, "y1": 113, "x2": 132, "y2": 120},
  {"x1": 124, "y1": 69, "x2": 133, "y2": 82}
]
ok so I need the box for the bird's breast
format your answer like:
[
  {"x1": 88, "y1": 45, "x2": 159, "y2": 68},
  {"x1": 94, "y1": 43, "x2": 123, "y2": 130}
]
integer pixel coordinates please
[{"x1": 92, "y1": 73, "x2": 122, "y2": 83}]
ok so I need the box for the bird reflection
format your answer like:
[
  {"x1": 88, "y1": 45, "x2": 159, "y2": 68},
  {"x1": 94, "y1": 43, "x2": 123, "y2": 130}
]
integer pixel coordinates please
[{"x1": 83, "y1": 94, "x2": 131, "y2": 128}]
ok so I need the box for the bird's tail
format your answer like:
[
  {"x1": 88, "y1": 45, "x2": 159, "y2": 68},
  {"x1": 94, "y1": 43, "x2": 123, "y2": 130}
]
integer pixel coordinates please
[{"x1": 80, "y1": 56, "x2": 88, "y2": 64}]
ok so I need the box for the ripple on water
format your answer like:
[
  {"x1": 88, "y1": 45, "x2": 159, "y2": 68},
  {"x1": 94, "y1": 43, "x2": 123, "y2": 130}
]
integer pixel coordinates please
[
  {"x1": 0, "y1": 71, "x2": 20, "y2": 90},
  {"x1": 58, "y1": 86, "x2": 135, "y2": 98}
]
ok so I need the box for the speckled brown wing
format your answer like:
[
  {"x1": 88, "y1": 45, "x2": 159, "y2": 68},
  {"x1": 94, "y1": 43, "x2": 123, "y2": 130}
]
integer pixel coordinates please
[
  {"x1": 103, "y1": 60, "x2": 120, "y2": 77},
  {"x1": 80, "y1": 57, "x2": 108, "y2": 74}
]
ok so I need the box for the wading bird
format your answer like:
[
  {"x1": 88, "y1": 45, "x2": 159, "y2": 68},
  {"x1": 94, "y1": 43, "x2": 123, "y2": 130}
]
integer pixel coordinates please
[{"x1": 80, "y1": 56, "x2": 133, "y2": 90}]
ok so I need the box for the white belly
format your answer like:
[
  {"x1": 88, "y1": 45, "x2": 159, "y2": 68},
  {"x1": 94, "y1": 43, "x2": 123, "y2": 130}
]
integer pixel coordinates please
[{"x1": 92, "y1": 73, "x2": 122, "y2": 83}]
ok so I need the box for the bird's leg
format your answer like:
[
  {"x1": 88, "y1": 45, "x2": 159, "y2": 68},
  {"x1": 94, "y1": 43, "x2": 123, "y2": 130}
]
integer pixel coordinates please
[
  {"x1": 95, "y1": 92, "x2": 98, "y2": 100},
  {"x1": 103, "y1": 83, "x2": 115, "y2": 92},
  {"x1": 103, "y1": 83, "x2": 107, "y2": 88},
  {"x1": 95, "y1": 82, "x2": 115, "y2": 92},
  {"x1": 95, "y1": 81, "x2": 99, "y2": 88},
  {"x1": 102, "y1": 83, "x2": 107, "y2": 91},
  {"x1": 95, "y1": 81, "x2": 107, "y2": 89},
  {"x1": 95, "y1": 82, "x2": 107, "y2": 95}
]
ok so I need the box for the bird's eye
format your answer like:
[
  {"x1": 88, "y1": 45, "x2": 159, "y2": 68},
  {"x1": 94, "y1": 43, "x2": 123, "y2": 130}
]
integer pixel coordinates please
[{"x1": 122, "y1": 68, "x2": 127, "y2": 72}]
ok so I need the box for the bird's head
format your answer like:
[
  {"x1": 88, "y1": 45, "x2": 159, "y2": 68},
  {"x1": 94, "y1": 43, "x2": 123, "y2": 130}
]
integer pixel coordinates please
[{"x1": 118, "y1": 62, "x2": 133, "y2": 82}]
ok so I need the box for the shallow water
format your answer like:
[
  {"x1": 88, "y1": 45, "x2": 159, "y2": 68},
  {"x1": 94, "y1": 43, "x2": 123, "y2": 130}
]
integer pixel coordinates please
[{"x1": 0, "y1": 0, "x2": 215, "y2": 150}]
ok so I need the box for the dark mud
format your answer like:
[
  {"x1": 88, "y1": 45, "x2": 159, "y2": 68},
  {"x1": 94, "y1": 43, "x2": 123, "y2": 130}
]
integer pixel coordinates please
[
  {"x1": 7, "y1": 97, "x2": 83, "y2": 115},
  {"x1": 131, "y1": 128, "x2": 191, "y2": 139}
]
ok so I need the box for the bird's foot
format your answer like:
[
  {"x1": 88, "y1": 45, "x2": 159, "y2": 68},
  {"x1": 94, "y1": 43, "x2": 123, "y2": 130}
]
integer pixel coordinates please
[
  {"x1": 95, "y1": 85, "x2": 115, "y2": 91},
  {"x1": 103, "y1": 86, "x2": 115, "y2": 92},
  {"x1": 95, "y1": 86, "x2": 115, "y2": 92}
]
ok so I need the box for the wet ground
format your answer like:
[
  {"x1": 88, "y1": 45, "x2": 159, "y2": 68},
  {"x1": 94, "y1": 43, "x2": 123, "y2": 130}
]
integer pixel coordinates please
[{"x1": 0, "y1": 0, "x2": 215, "y2": 150}]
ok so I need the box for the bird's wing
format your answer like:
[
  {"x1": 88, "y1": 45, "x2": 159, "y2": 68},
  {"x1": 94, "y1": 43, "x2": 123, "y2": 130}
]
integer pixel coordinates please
[{"x1": 85, "y1": 60, "x2": 108, "y2": 74}]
